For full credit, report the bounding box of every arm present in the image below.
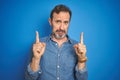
[75,63,88,80]
[74,32,88,80]
[25,63,42,80]
[25,31,46,80]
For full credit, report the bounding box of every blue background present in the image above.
[1,0,120,80]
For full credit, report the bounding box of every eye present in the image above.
[55,20,61,24]
[64,21,69,25]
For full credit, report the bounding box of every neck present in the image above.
[52,35,68,47]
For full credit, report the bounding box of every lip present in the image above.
[57,31,64,34]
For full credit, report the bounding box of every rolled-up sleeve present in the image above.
[25,64,42,80]
[75,64,88,80]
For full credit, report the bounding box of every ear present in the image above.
[49,18,52,26]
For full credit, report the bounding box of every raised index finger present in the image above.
[36,31,40,43]
[80,32,84,44]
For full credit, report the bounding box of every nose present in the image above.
[59,22,64,29]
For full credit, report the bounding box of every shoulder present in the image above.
[69,37,78,45]
[40,36,50,42]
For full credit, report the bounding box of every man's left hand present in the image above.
[74,32,87,63]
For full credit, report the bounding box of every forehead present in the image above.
[52,12,70,21]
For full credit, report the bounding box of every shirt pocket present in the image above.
[62,54,76,70]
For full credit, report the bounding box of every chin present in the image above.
[55,34,66,39]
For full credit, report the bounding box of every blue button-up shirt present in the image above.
[25,35,88,80]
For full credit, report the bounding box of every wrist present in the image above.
[78,62,86,70]
[32,57,40,65]
[78,56,87,63]
[30,57,40,72]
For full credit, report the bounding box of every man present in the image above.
[25,4,88,80]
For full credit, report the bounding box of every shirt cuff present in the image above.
[27,64,42,75]
[75,64,87,73]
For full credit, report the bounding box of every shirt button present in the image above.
[58,54,60,56]
[38,71,41,74]
[57,65,60,68]
[55,43,57,45]
[57,77,59,80]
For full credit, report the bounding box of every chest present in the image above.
[40,42,77,70]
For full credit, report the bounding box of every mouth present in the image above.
[56,30,65,33]
[57,31,64,34]
[56,30,65,36]
[53,30,66,39]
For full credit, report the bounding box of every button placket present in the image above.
[57,49,60,80]
[57,77,60,80]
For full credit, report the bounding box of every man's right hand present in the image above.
[33,31,46,60]
[30,31,46,72]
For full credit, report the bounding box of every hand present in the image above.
[74,32,87,63]
[32,31,46,60]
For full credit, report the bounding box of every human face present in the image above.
[49,12,70,39]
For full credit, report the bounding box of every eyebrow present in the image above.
[56,20,61,22]
[54,19,69,23]
[64,21,69,23]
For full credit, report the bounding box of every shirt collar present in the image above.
[47,34,73,44]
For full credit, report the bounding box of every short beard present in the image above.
[52,30,67,39]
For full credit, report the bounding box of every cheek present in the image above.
[52,26,58,32]
[65,26,69,31]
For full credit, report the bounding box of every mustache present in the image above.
[56,29,65,33]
